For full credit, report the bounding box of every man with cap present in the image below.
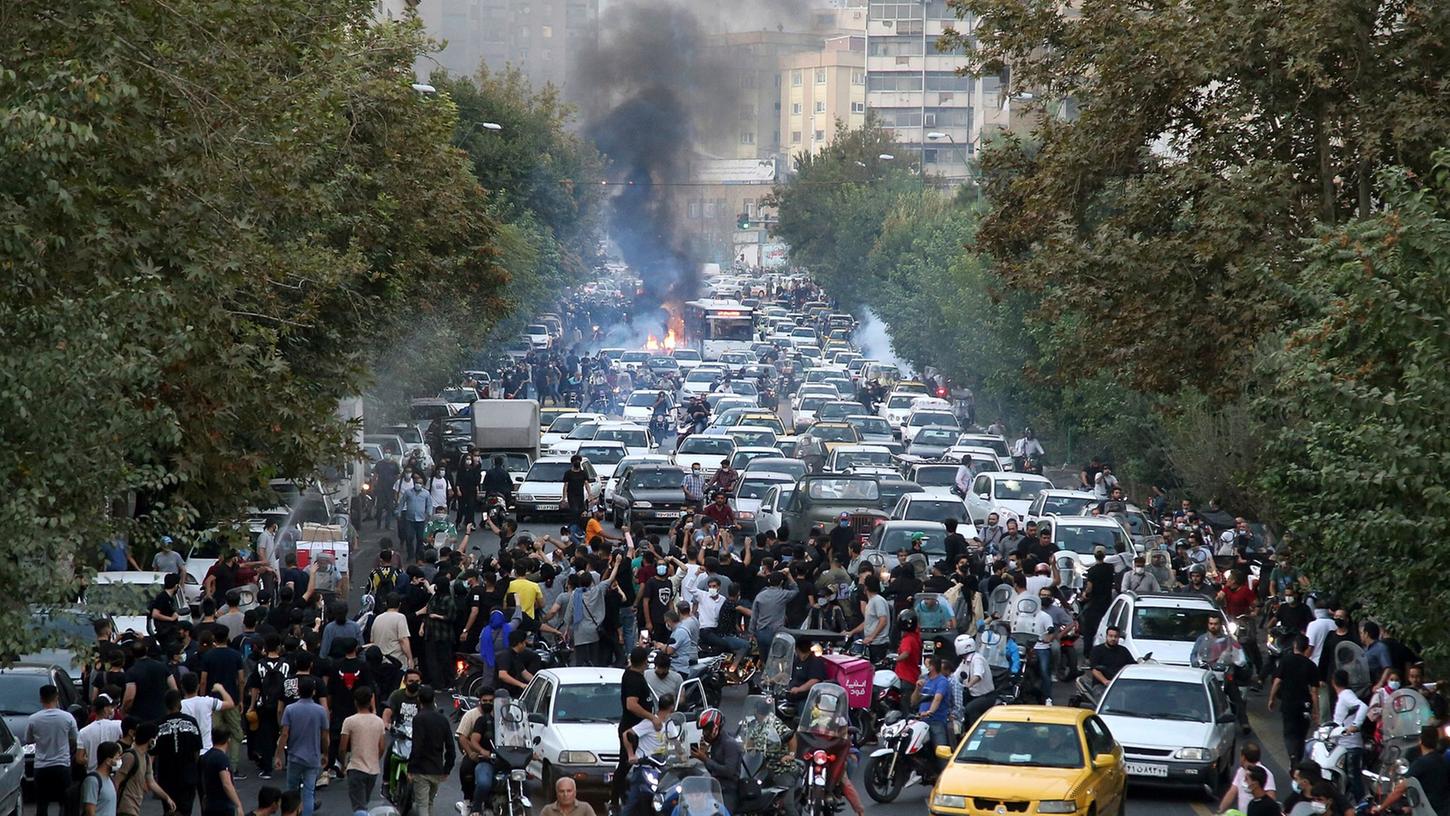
[78,693,123,771]
[1120,555,1161,593]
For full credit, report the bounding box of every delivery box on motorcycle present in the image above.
[822,654,873,709]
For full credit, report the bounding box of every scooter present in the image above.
[862,711,938,803]
[383,721,415,815]
[1304,724,1355,797]
[491,697,537,816]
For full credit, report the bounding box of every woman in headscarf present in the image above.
[477,609,511,686]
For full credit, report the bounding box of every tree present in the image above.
[0,0,503,655]
[944,0,1450,395]
[1257,154,1450,658]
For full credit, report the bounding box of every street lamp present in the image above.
[411,82,437,95]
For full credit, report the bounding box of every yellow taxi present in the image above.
[893,379,930,396]
[801,421,861,454]
[928,706,1126,816]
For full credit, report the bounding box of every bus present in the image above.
[683,299,755,360]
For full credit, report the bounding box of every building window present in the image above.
[851,101,866,113]
[869,3,923,20]
[792,102,802,114]
[924,148,939,164]
[791,131,802,144]
[791,69,803,86]
[867,37,924,57]
[814,129,825,141]
[703,200,718,218]
[815,68,828,84]
[541,24,552,38]
[851,68,865,86]
[740,131,755,145]
[814,100,826,113]
[688,200,703,219]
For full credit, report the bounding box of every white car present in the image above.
[547,421,607,457]
[1025,489,1099,525]
[516,456,601,521]
[437,386,478,415]
[900,407,959,442]
[955,432,1012,465]
[522,668,709,796]
[718,351,750,375]
[86,571,197,637]
[753,483,796,537]
[575,441,630,484]
[541,412,602,449]
[1095,663,1239,794]
[889,494,978,528]
[680,368,723,398]
[824,444,894,474]
[618,350,651,371]
[1050,515,1140,572]
[722,425,778,449]
[903,462,967,501]
[604,454,671,504]
[963,471,1055,525]
[710,395,758,413]
[592,422,654,457]
[732,472,797,533]
[670,348,704,372]
[940,445,1003,471]
[728,446,781,471]
[523,323,552,350]
[878,392,921,433]
[1092,592,1229,667]
[792,393,832,431]
[673,435,736,477]
[621,391,670,423]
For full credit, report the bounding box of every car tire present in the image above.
[541,761,557,803]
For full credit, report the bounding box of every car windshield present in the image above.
[811,425,858,442]
[955,721,1084,769]
[913,466,958,487]
[876,528,945,557]
[749,459,807,480]
[0,673,50,716]
[737,478,785,500]
[1133,606,1221,642]
[913,428,957,445]
[627,392,663,407]
[553,684,623,724]
[649,357,677,368]
[439,388,475,403]
[496,453,531,472]
[902,501,965,523]
[886,396,915,409]
[525,462,573,481]
[1055,523,1124,554]
[910,412,958,428]
[564,424,601,440]
[731,451,770,469]
[730,430,775,446]
[799,396,827,411]
[526,324,548,334]
[817,403,856,419]
[836,450,893,468]
[1044,494,1096,515]
[726,381,758,396]
[634,469,686,489]
[673,350,701,361]
[548,415,588,434]
[685,370,718,383]
[805,479,880,502]
[680,437,735,455]
[595,429,648,447]
[1100,679,1211,722]
[578,446,626,465]
[621,351,649,363]
[993,478,1050,501]
[388,427,423,444]
[848,417,893,435]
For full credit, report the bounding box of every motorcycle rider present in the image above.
[690,709,742,813]
[910,656,952,778]
[622,693,678,816]
[894,610,924,699]
[953,634,995,735]
[787,638,829,703]
[482,455,514,509]
[1191,615,1249,731]
[1010,427,1044,471]
[1218,569,1263,685]
[737,696,799,816]
[1078,626,1135,703]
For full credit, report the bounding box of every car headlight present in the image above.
[632,501,653,508]
[519,494,535,503]
[1175,747,1210,760]
[557,750,598,764]
[931,793,967,809]
[1037,801,1079,814]
[736,511,755,520]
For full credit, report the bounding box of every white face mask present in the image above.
[708,587,720,598]
[111,757,123,771]
[1387,681,1401,691]
[1133,567,1144,575]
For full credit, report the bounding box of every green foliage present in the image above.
[0,0,503,655]
[946,0,1450,395]
[1257,155,1450,658]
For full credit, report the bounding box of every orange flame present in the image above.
[645,335,660,351]
[664,329,678,350]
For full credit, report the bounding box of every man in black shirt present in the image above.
[495,630,540,696]
[1372,726,1450,816]
[1080,548,1116,654]
[1085,626,1135,693]
[408,686,457,814]
[612,648,657,811]
[642,564,675,642]
[455,451,483,528]
[154,689,204,814]
[942,519,969,571]
[787,639,830,702]
[827,515,855,568]
[561,455,590,524]
[1244,765,1281,816]
[1268,634,1320,763]
[124,639,176,723]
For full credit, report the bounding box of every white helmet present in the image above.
[955,633,976,655]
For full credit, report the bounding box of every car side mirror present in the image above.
[533,735,542,745]
[528,712,546,725]
[935,745,953,760]
[977,493,989,500]
[1093,752,1118,768]
[1217,712,1236,724]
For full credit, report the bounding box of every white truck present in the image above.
[472,399,541,481]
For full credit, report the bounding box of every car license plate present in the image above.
[1125,761,1169,777]
[656,511,680,518]
[536,503,559,511]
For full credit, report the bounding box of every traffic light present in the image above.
[737,212,751,230]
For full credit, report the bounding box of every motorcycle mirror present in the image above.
[935,745,953,760]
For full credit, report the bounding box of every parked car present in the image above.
[0,664,82,787]
[0,714,21,815]
[1095,663,1239,796]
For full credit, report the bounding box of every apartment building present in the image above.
[780,36,868,159]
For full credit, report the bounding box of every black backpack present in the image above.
[64,772,101,816]
[255,657,291,706]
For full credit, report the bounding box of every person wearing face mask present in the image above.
[1271,586,1313,635]
[1218,742,1276,814]
[1120,555,1159,593]
[696,577,748,667]
[396,474,435,562]
[382,669,424,733]
[642,559,676,643]
[462,688,499,816]
[1268,635,1321,764]
[455,450,483,528]
[682,464,707,510]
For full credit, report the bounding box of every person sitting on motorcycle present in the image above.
[1080,625,1135,700]
[911,656,952,781]
[787,639,829,703]
[691,709,742,813]
[708,460,738,496]
[894,610,924,694]
[737,697,799,816]
[797,695,866,816]
[1191,615,1249,730]
[623,693,680,816]
[1217,569,1263,685]
[482,455,514,506]
[954,635,996,735]
[464,687,497,816]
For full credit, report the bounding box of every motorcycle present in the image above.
[383,720,415,815]
[1304,724,1357,796]
[862,711,938,803]
[484,492,510,527]
[490,694,536,816]
[671,776,731,816]
[737,695,796,816]
[795,683,853,816]
[628,713,703,816]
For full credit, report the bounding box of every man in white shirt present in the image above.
[1305,602,1337,666]
[180,674,234,753]
[1218,742,1277,813]
[1332,668,1369,800]
[953,458,974,497]
[1092,466,1119,501]
[1011,429,1045,464]
[77,694,123,771]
